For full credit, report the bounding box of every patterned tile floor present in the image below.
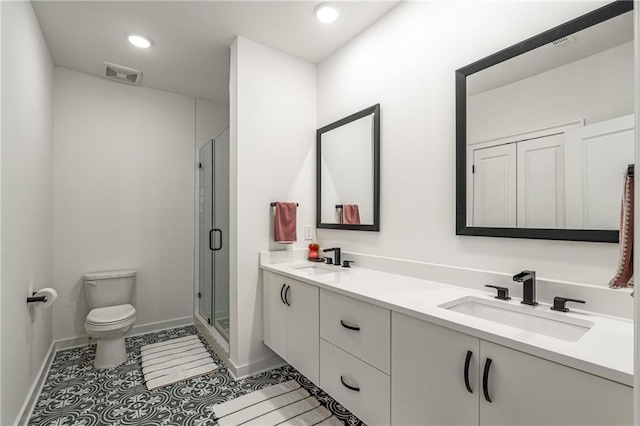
[28,326,365,426]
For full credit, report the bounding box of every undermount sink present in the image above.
[292,264,339,276]
[439,296,594,342]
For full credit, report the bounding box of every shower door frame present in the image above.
[198,128,230,343]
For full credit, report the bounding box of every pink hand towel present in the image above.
[342,204,361,225]
[274,202,297,244]
[609,171,634,289]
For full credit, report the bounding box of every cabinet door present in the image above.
[287,279,319,385]
[516,133,565,228]
[472,143,517,227]
[564,114,635,229]
[480,341,632,426]
[262,271,288,360]
[392,312,480,426]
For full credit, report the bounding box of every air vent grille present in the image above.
[103,62,142,85]
[550,35,577,49]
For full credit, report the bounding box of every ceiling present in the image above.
[467,9,633,96]
[32,1,400,107]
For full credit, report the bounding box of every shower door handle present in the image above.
[211,229,222,251]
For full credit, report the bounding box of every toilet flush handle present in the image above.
[86,281,97,286]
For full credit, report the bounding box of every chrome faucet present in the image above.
[513,270,537,306]
[323,247,341,266]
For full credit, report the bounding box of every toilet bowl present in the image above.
[84,270,137,369]
[85,304,136,369]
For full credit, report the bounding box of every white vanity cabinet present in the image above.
[262,271,319,384]
[319,289,391,426]
[392,312,633,426]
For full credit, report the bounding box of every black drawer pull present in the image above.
[284,285,291,306]
[280,284,286,305]
[464,350,473,393]
[340,320,360,331]
[483,358,493,403]
[340,376,360,392]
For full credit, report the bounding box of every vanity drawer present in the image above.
[320,289,390,373]
[320,339,390,426]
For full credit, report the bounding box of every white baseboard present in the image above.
[16,341,56,426]
[53,316,194,351]
[227,354,286,380]
[17,316,194,425]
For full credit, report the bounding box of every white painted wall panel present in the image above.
[317,0,620,286]
[53,68,195,341]
[230,37,316,373]
[0,2,54,424]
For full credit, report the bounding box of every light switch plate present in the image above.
[304,225,313,240]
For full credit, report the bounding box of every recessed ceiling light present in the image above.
[128,34,152,49]
[314,3,339,24]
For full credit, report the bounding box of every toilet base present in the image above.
[94,336,127,369]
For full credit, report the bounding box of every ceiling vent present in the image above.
[103,62,142,85]
[549,35,577,49]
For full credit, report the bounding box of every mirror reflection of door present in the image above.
[464,7,634,233]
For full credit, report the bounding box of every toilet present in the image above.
[84,269,137,369]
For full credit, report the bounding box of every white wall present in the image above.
[53,67,195,340]
[633,4,639,423]
[468,41,633,144]
[316,0,622,286]
[1,2,54,424]
[230,37,316,375]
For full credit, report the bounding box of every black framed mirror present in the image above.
[317,104,380,231]
[456,1,633,243]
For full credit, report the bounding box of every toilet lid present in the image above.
[86,304,136,325]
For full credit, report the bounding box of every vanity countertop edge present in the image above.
[260,260,633,387]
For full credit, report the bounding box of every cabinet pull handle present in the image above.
[482,358,493,403]
[340,376,360,392]
[284,285,291,306]
[280,284,286,305]
[464,350,473,393]
[340,320,360,331]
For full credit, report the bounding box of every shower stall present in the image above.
[198,128,230,342]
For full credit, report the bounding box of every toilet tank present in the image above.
[84,270,136,310]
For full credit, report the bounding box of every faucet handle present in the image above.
[551,297,585,312]
[342,260,354,268]
[325,257,333,265]
[485,285,511,301]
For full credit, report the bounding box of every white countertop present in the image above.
[260,260,634,386]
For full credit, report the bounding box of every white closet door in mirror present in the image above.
[516,134,565,228]
[564,114,635,229]
[472,144,516,227]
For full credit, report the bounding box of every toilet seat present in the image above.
[86,304,136,327]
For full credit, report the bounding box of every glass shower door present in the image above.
[199,141,214,326]
[212,129,230,341]
[198,128,229,342]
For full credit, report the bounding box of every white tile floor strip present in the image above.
[141,335,218,390]
[214,380,342,426]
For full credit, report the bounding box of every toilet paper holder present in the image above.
[27,292,47,304]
